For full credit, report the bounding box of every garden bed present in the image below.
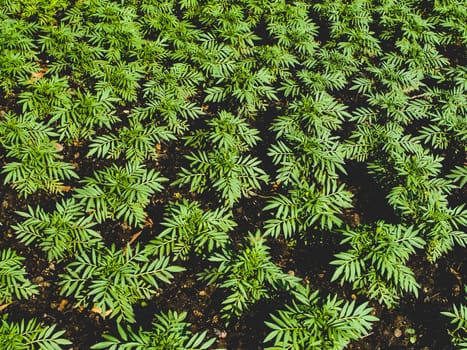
[0,0,465,349]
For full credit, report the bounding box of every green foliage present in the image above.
[0,315,71,350]
[88,116,175,163]
[0,18,38,96]
[448,165,467,188]
[50,89,120,143]
[0,112,78,196]
[0,0,466,347]
[18,75,71,117]
[331,222,425,308]
[269,93,349,185]
[422,203,467,263]
[0,248,38,303]
[59,244,184,324]
[93,61,143,103]
[133,62,205,135]
[264,285,378,350]
[12,199,102,262]
[199,232,300,322]
[148,199,236,260]
[74,162,167,227]
[91,310,217,350]
[204,65,278,116]
[0,0,68,25]
[368,146,467,262]
[264,181,353,239]
[442,289,467,349]
[265,92,353,240]
[174,111,269,207]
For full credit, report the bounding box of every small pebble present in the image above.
[394,328,402,338]
[214,328,227,338]
[193,309,203,317]
[57,299,68,312]
[32,276,44,283]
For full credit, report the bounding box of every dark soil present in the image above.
[0,109,463,349]
[0,141,464,349]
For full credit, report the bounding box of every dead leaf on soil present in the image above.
[91,306,112,317]
[143,217,153,228]
[29,67,49,83]
[193,309,203,317]
[0,302,12,312]
[449,266,462,282]
[214,328,227,339]
[58,185,73,192]
[57,299,69,312]
[272,181,282,191]
[128,230,142,245]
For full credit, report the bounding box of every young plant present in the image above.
[0,248,39,303]
[74,162,167,227]
[18,75,71,117]
[0,315,71,350]
[264,285,378,350]
[1,0,68,25]
[59,244,184,324]
[174,111,269,207]
[93,61,143,103]
[265,92,353,239]
[331,222,425,308]
[12,198,103,262]
[0,18,39,96]
[133,62,205,135]
[0,111,54,146]
[266,2,319,61]
[91,310,217,350]
[198,232,300,322]
[148,199,236,260]
[268,93,350,186]
[49,89,120,143]
[87,116,175,163]
[368,146,466,262]
[442,289,467,349]
[386,151,466,262]
[204,65,278,117]
[264,180,353,239]
[0,113,78,196]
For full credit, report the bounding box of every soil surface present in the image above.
[0,139,464,349]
